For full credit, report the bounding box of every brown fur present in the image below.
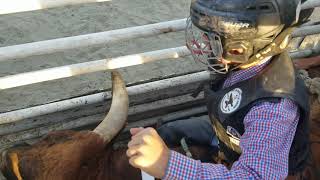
[0,130,212,180]
[1,130,144,180]
[307,98,320,179]
[3,131,108,180]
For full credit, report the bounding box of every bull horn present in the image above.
[93,71,129,143]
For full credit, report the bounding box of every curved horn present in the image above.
[93,71,129,143]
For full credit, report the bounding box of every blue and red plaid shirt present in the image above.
[163,58,300,179]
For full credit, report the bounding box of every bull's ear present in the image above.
[1,150,20,180]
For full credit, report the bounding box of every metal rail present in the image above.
[0,19,186,62]
[0,0,111,15]
[0,45,318,90]
[0,47,190,89]
[0,0,316,15]
[0,71,209,126]
[0,13,319,62]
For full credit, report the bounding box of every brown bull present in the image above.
[1,131,140,180]
[0,71,135,180]
[0,130,213,180]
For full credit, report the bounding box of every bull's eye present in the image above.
[81,162,89,168]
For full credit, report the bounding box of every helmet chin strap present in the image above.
[237,26,295,70]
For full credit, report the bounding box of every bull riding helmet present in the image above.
[186,0,310,74]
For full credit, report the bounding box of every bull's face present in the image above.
[0,71,129,180]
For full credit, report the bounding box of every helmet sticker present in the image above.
[220,88,242,114]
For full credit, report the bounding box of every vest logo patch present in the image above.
[220,88,242,114]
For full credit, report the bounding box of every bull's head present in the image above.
[0,71,129,180]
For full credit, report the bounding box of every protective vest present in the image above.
[205,52,310,175]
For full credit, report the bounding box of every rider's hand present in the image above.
[127,127,170,179]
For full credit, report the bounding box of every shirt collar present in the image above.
[223,57,272,88]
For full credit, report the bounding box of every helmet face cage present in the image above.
[185,17,229,74]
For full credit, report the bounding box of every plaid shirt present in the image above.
[163,58,300,180]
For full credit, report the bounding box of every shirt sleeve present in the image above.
[163,98,300,180]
